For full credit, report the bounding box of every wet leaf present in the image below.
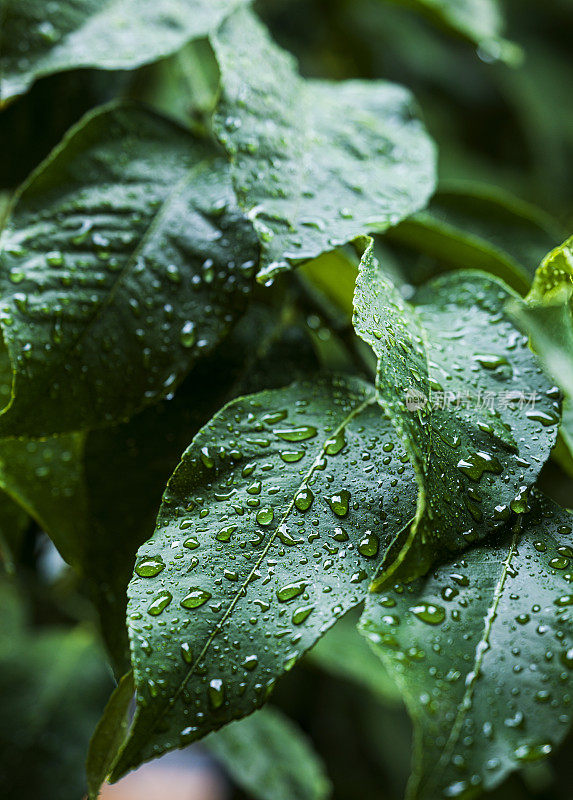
[360,493,573,799]
[105,375,418,777]
[0,102,258,436]
[211,7,436,281]
[353,240,559,582]
[0,305,319,670]
[0,0,247,105]
[205,706,331,800]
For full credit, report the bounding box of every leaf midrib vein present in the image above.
[129,390,377,751]
[424,531,519,793]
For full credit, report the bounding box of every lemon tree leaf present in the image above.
[360,493,573,800]
[105,375,418,777]
[211,7,436,281]
[0,0,248,105]
[205,706,331,800]
[353,241,559,583]
[0,304,319,670]
[0,102,258,437]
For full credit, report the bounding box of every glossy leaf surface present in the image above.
[361,493,573,799]
[212,7,436,280]
[0,0,248,104]
[0,103,258,436]
[109,375,418,776]
[354,241,559,582]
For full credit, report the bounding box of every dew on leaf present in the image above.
[147,590,173,616]
[277,581,307,602]
[326,489,351,517]
[181,588,212,609]
[135,555,165,578]
[294,487,314,511]
[409,603,446,625]
[256,507,274,526]
[358,531,379,557]
[273,425,318,441]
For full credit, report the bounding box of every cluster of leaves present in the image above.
[1,1,573,799]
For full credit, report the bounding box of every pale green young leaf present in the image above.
[353,241,559,583]
[107,375,418,777]
[508,235,573,472]
[211,7,436,281]
[0,103,258,437]
[0,0,248,105]
[86,671,135,800]
[360,493,573,800]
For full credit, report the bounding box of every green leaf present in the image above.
[0,102,258,436]
[205,706,331,800]
[387,183,562,294]
[0,0,248,105]
[0,579,113,800]
[383,0,520,63]
[353,240,559,583]
[360,493,573,800]
[211,7,436,281]
[106,374,418,777]
[307,609,401,706]
[0,302,320,670]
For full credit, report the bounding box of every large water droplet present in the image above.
[256,507,274,526]
[358,531,379,558]
[326,489,351,517]
[292,605,314,624]
[274,425,318,442]
[147,590,173,616]
[181,588,212,609]
[208,678,225,709]
[514,742,552,762]
[136,555,165,578]
[180,321,196,348]
[295,487,314,511]
[409,603,446,625]
[457,452,502,482]
[325,431,346,455]
[277,581,307,602]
